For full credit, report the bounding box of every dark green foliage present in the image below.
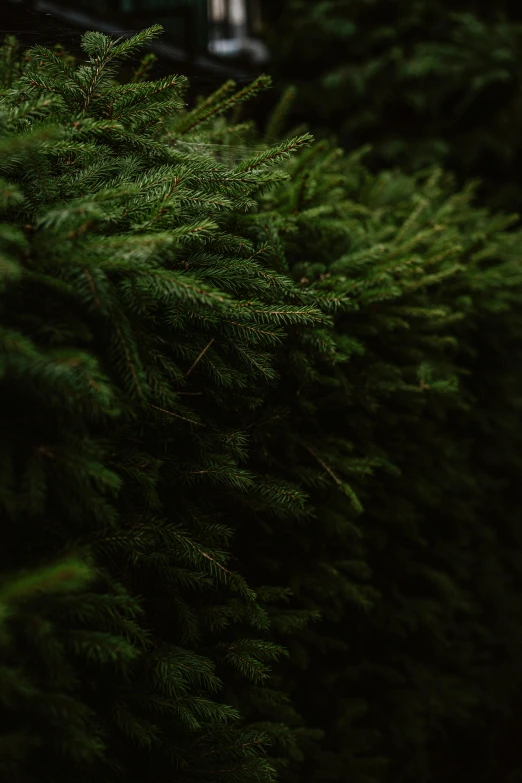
[261,0,522,212]
[275,158,522,783]
[2,24,522,783]
[0,28,322,782]
[190,109,522,781]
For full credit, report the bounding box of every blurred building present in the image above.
[2,0,269,79]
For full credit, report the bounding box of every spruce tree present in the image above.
[193,100,522,782]
[256,146,522,783]
[0,27,322,782]
[3,23,522,783]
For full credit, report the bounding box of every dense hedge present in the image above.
[232,124,522,782]
[1,27,522,783]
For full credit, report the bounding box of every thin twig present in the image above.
[150,404,203,426]
[84,268,102,309]
[184,339,215,378]
[299,440,343,486]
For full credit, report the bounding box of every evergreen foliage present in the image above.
[0,27,321,782]
[188,99,522,781]
[2,24,522,783]
[261,0,522,212]
[252,145,522,783]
